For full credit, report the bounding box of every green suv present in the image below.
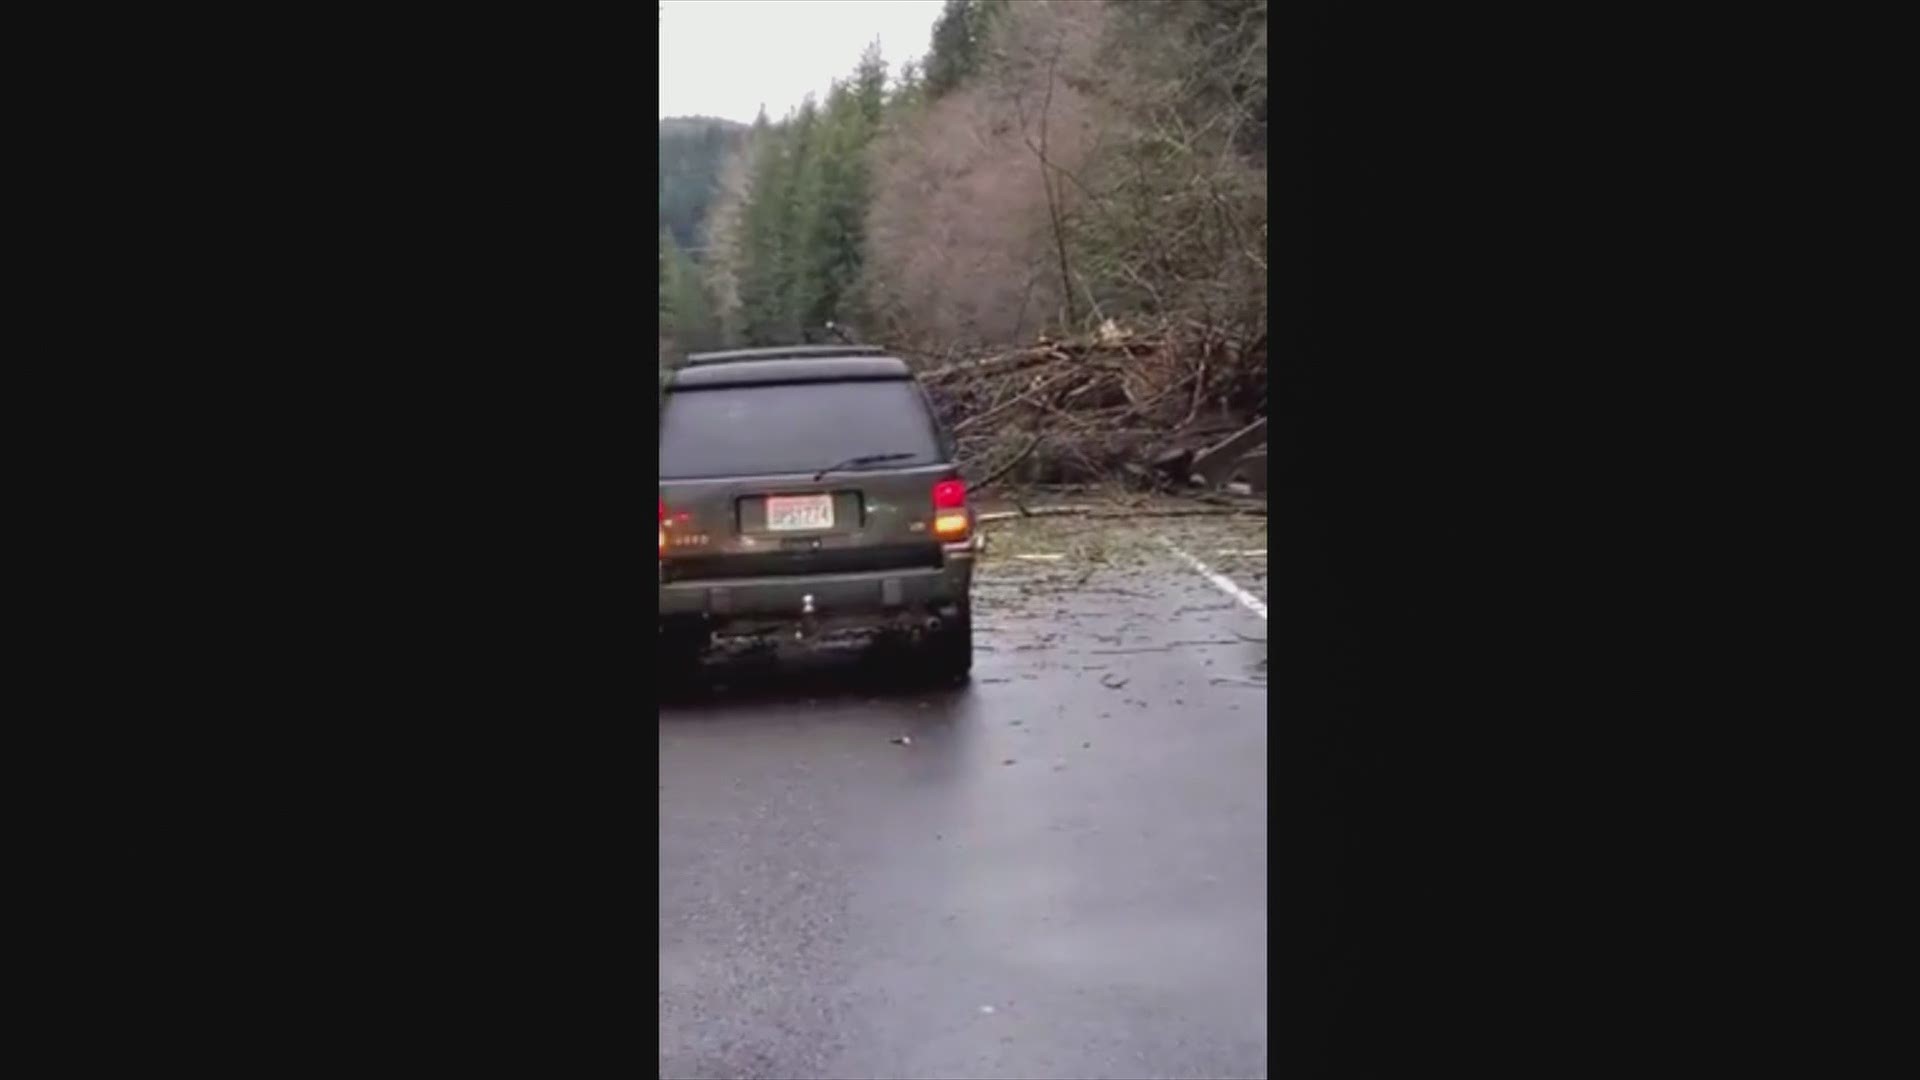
[658,346,978,681]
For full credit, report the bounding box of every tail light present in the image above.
[932,479,970,540]
[659,496,666,557]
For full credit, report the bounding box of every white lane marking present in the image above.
[1014,553,1067,561]
[1161,537,1268,620]
[1216,549,1267,558]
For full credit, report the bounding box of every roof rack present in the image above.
[669,355,912,389]
[683,345,888,366]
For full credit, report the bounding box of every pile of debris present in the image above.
[900,323,1267,494]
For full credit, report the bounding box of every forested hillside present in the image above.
[659,0,1267,481]
[658,116,746,252]
[658,116,746,359]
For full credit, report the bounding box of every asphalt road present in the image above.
[659,514,1268,1080]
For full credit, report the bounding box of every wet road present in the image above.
[659,514,1268,1080]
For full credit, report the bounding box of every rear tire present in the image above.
[923,602,973,684]
[659,622,708,694]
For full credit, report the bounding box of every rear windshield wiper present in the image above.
[814,452,916,482]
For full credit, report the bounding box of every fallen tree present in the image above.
[893,322,1266,491]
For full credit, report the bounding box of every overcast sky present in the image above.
[660,0,945,124]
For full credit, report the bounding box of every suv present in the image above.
[658,347,978,682]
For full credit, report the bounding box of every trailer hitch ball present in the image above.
[795,593,818,641]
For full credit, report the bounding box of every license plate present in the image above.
[766,494,834,531]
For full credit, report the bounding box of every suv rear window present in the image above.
[660,380,945,479]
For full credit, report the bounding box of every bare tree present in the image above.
[861,0,1107,352]
[700,134,757,344]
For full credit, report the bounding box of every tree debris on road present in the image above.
[904,326,1266,493]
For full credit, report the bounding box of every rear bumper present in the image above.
[660,544,975,625]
